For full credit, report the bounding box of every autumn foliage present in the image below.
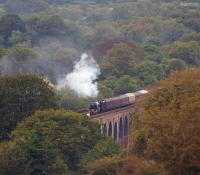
[130,68,200,175]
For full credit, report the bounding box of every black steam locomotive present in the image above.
[89,90,148,115]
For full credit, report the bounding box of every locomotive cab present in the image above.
[89,101,100,115]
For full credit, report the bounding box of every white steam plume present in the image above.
[57,53,100,97]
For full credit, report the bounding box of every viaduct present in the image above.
[92,105,136,148]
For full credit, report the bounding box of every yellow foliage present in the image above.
[84,156,121,175]
[130,68,200,175]
[117,155,167,175]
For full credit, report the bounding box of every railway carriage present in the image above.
[89,90,148,115]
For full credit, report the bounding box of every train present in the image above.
[89,90,148,116]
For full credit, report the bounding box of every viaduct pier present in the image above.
[92,105,136,148]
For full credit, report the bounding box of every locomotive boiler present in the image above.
[89,90,148,115]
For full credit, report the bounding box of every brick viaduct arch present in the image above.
[93,106,135,148]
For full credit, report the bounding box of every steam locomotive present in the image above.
[89,90,148,115]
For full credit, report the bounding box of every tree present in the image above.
[0,14,26,45]
[111,6,131,21]
[117,156,168,175]
[131,68,200,174]
[61,19,83,45]
[0,109,119,174]
[0,75,58,139]
[178,11,200,32]
[93,38,143,63]
[143,45,164,63]
[121,22,144,43]
[48,0,74,4]
[121,17,187,45]
[0,134,68,175]
[114,75,137,95]
[134,0,160,17]
[0,35,4,47]
[8,30,28,46]
[26,16,66,38]
[96,0,107,4]
[154,18,186,45]
[39,43,79,81]
[97,76,117,98]
[0,47,7,58]
[167,40,200,65]
[101,43,137,78]
[84,156,121,175]
[91,21,120,45]
[98,83,114,99]
[57,88,92,111]
[81,137,120,166]
[164,58,187,75]
[5,0,49,14]
[26,16,82,45]
[84,152,167,175]
[0,45,39,75]
[99,76,117,90]
[183,32,200,45]
[136,61,165,87]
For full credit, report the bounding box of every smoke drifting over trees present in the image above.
[0,40,79,80]
[57,53,101,97]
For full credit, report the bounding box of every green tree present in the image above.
[99,76,117,90]
[84,156,121,175]
[114,75,137,95]
[61,19,83,45]
[167,40,200,65]
[0,133,68,175]
[48,0,74,4]
[81,137,120,166]
[0,35,4,46]
[84,152,168,175]
[153,18,186,45]
[121,17,187,45]
[0,47,7,58]
[97,76,117,98]
[101,43,136,78]
[0,45,39,75]
[131,68,200,175]
[8,30,28,46]
[5,0,49,14]
[27,41,80,82]
[0,14,26,45]
[98,83,114,99]
[111,6,131,21]
[91,21,120,45]
[0,75,58,139]
[143,45,164,63]
[57,88,93,111]
[121,22,144,43]
[26,16,82,45]
[136,61,165,87]
[183,32,200,45]
[179,11,200,32]
[164,58,187,75]
[26,16,66,38]
[0,109,119,174]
